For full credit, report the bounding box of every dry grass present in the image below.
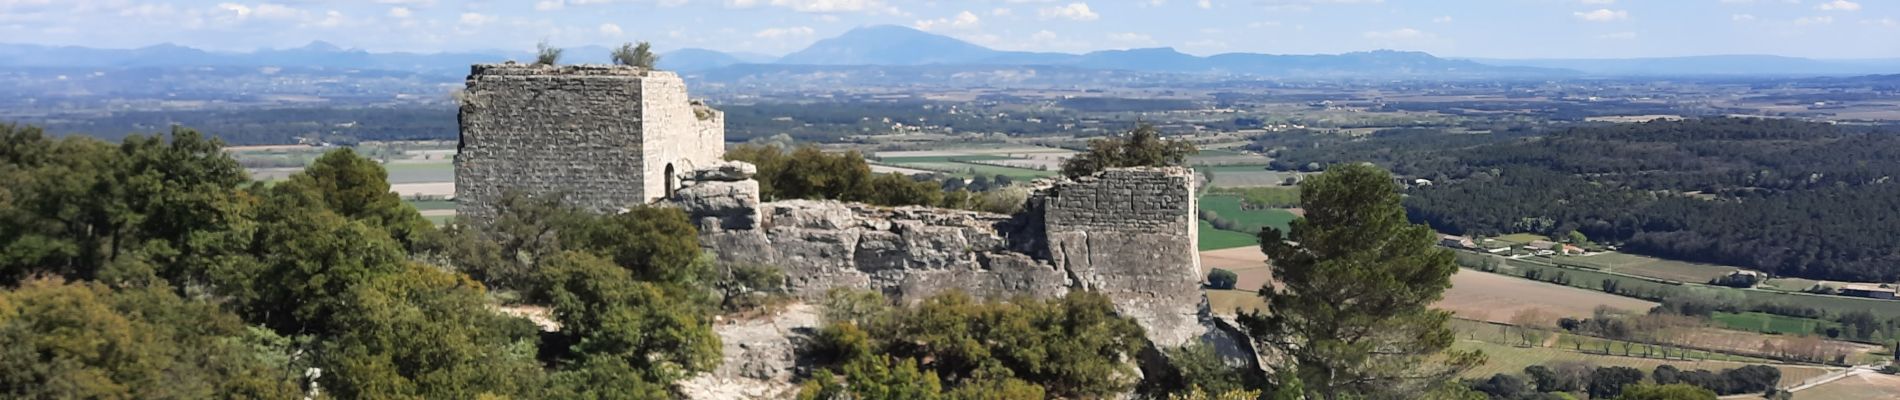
[1201,247,1272,291]
[1435,268,1658,324]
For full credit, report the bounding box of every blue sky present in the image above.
[3,0,1897,58]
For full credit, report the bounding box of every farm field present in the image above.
[1437,268,1658,324]
[1197,221,1258,250]
[1187,149,1272,166]
[1713,312,1835,336]
[1549,252,1738,283]
[1198,194,1296,235]
[1492,233,1551,245]
[1795,372,1900,399]
[1198,164,1306,187]
[871,153,1055,180]
[1206,289,1267,316]
[1452,341,1835,383]
[1500,257,1900,319]
[1200,247,1271,290]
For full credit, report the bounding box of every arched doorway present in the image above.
[664,163,678,194]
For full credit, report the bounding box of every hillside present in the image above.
[1265,118,1900,282]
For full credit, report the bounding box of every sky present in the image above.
[3,0,1899,59]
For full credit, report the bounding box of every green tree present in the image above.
[1240,163,1482,399]
[318,264,546,399]
[1061,122,1198,178]
[0,278,301,399]
[560,205,707,287]
[233,190,406,335]
[1612,384,1717,400]
[611,41,660,69]
[441,191,579,290]
[0,125,251,288]
[536,251,721,383]
[1207,268,1239,290]
[274,148,436,252]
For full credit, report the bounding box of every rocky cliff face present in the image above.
[673,161,1207,347]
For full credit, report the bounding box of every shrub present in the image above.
[1207,269,1239,290]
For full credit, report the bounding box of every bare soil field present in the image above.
[1795,372,1900,400]
[1436,268,1658,324]
[1201,247,1271,290]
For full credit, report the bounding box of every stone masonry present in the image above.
[675,162,1208,347]
[455,63,724,224]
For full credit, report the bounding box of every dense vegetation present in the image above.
[1060,122,1198,178]
[0,123,721,398]
[1268,118,1900,282]
[1465,363,1777,400]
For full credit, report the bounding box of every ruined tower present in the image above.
[455,63,725,224]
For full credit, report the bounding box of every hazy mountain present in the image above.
[777,25,1003,65]
[8,26,1894,78]
[1474,55,1900,76]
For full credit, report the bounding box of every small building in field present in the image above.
[1439,234,1476,249]
[1839,284,1898,300]
[1527,240,1558,251]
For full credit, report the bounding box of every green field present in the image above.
[874,154,1054,180]
[1199,194,1297,234]
[874,155,1014,163]
[1452,341,1830,383]
[1198,220,1260,250]
[1197,164,1305,187]
[1499,256,1900,320]
[382,162,456,184]
[424,215,455,226]
[1713,312,1836,335]
[1552,252,1738,283]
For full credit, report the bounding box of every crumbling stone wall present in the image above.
[675,162,1207,347]
[455,64,723,224]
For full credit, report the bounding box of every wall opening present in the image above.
[665,163,678,194]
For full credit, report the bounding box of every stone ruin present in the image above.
[453,65,1253,398]
[455,63,726,223]
[674,161,1209,347]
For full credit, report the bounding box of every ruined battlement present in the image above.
[456,63,724,224]
[674,163,1207,347]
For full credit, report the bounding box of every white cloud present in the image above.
[1795,15,1835,25]
[754,26,815,38]
[1106,32,1155,46]
[1597,31,1637,39]
[914,10,980,30]
[1732,14,1756,22]
[458,12,496,26]
[727,0,899,14]
[387,7,412,18]
[1038,3,1099,21]
[1573,9,1629,22]
[1031,30,1057,41]
[535,0,564,11]
[598,23,622,36]
[1197,0,1212,9]
[1432,15,1452,23]
[991,8,1012,16]
[1818,1,1861,11]
[1363,27,1427,40]
[1868,17,1899,27]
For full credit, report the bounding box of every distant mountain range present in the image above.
[3,25,1897,78]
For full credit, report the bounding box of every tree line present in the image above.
[1267,118,1900,282]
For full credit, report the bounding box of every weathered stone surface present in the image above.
[455,64,724,225]
[677,304,822,400]
[691,160,757,181]
[672,165,1207,347]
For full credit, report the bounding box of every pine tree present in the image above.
[1240,163,1482,399]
